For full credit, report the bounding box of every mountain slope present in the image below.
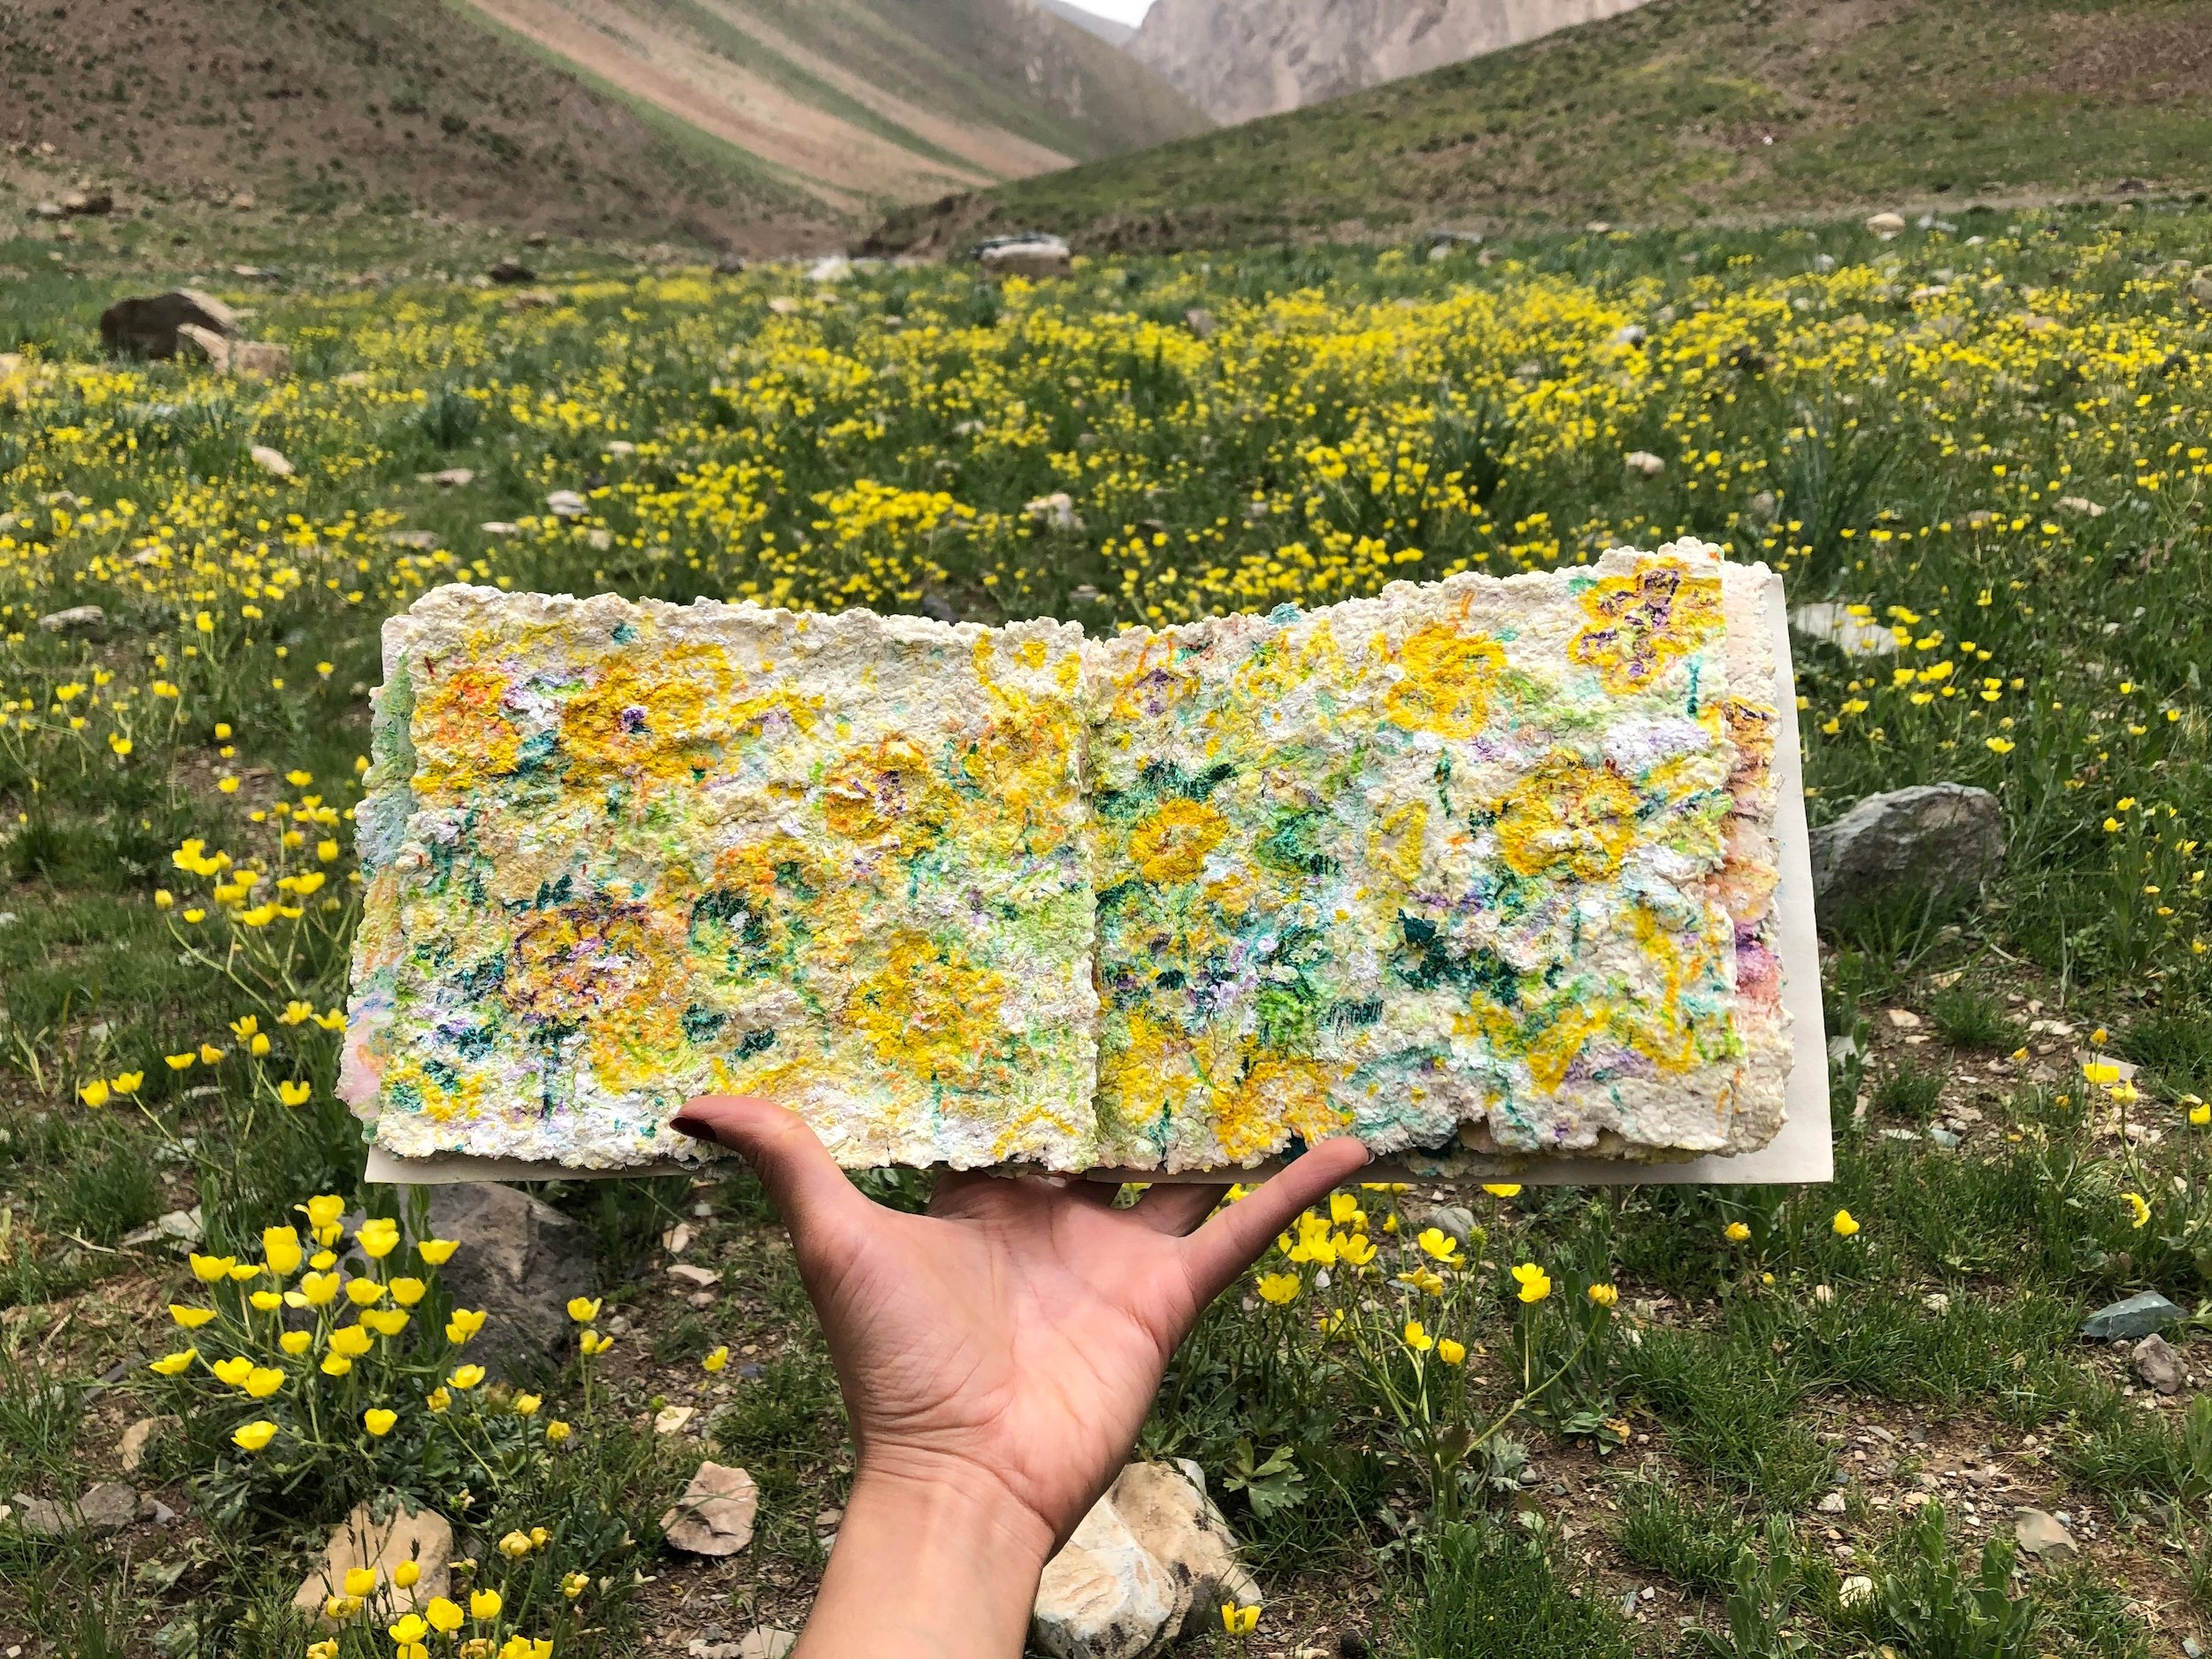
[0,0,817,245]
[451,0,1209,211]
[878,0,2212,250]
[1035,0,1137,48]
[1130,0,1650,125]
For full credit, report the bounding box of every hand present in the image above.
[670,1095,1370,1659]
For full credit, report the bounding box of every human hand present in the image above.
[670,1095,1370,1659]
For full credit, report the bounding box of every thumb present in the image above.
[672,1095,869,1238]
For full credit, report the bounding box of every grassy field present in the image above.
[3,197,2212,1655]
[874,0,2212,252]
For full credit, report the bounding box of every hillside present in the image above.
[0,0,814,246]
[1036,0,1137,48]
[451,0,1209,211]
[878,0,2212,251]
[1129,0,1651,125]
[0,0,1205,249]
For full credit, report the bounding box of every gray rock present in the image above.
[1417,1204,1477,1248]
[404,1183,596,1370]
[99,288,238,359]
[2013,1508,2078,1561]
[488,257,536,285]
[2133,1333,2185,1394]
[61,188,113,217]
[295,1501,451,1622]
[1809,784,2004,910]
[2083,1291,2185,1341]
[1184,308,1216,339]
[36,604,105,635]
[1032,1461,1258,1659]
[660,1462,758,1556]
[14,1481,137,1537]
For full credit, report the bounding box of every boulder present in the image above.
[2083,1291,2185,1341]
[2133,1333,2185,1394]
[1808,784,2004,910]
[99,289,239,359]
[978,234,1072,280]
[1624,450,1665,478]
[1032,1462,1259,1659]
[233,342,293,380]
[1865,211,1907,238]
[294,1501,452,1622]
[410,1182,596,1369]
[37,604,105,635]
[61,188,113,218]
[487,257,535,285]
[13,1481,137,1537]
[250,445,295,479]
[660,1462,758,1556]
[177,323,232,373]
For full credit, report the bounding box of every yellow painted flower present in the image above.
[394,1560,420,1590]
[1511,1263,1553,1303]
[1126,797,1230,884]
[1832,1210,1862,1238]
[343,1567,379,1599]
[1587,1282,1619,1308]
[277,1079,312,1107]
[300,1271,341,1307]
[1402,1319,1435,1352]
[1724,1221,1751,1243]
[1437,1338,1467,1365]
[77,1079,111,1109]
[418,1238,459,1265]
[1220,1603,1261,1636]
[149,1348,197,1376]
[512,1393,542,1416]
[545,1419,572,1444]
[329,1325,373,1358]
[355,1217,401,1259]
[190,1253,236,1284]
[388,1277,426,1307]
[470,1589,503,1620]
[346,1277,387,1307]
[1256,1272,1301,1305]
[232,1419,277,1452]
[449,1363,487,1390]
[170,1303,218,1329]
[250,1290,282,1313]
[1416,1226,1462,1264]
[703,1346,729,1371]
[566,1296,602,1324]
[446,1307,487,1343]
[244,1365,285,1398]
[280,1331,313,1356]
[364,1408,398,1437]
[1481,1183,1521,1199]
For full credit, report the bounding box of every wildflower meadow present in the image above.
[3,200,2212,1655]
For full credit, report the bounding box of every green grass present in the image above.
[873,0,2212,252]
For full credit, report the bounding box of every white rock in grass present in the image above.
[1865,211,1907,238]
[1839,1574,1875,1605]
[294,1501,451,1622]
[1790,602,1898,657]
[1623,450,1665,478]
[546,489,588,518]
[661,1462,758,1556]
[2014,1508,2078,1561]
[1032,1462,1258,1659]
[250,444,295,479]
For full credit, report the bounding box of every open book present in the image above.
[342,541,1801,1176]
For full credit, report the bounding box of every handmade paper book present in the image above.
[342,541,1816,1178]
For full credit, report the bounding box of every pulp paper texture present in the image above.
[345,541,1816,1179]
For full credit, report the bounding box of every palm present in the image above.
[675,1097,1370,1547]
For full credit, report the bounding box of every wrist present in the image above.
[797,1455,1054,1659]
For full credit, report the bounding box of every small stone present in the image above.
[232,342,292,380]
[1338,1634,1371,1659]
[815,1507,843,1529]
[736,1632,795,1659]
[230,189,256,210]
[37,604,104,635]
[480,521,523,535]
[654,1405,696,1435]
[419,468,476,488]
[1865,211,1907,238]
[2083,1291,2185,1341]
[1417,1205,1476,1247]
[663,1221,693,1254]
[119,1416,178,1473]
[2014,1508,2077,1561]
[1809,784,2005,910]
[1839,1574,1875,1605]
[1184,308,1216,339]
[14,1482,137,1537]
[546,489,588,518]
[2182,1639,2202,1659]
[767,296,803,316]
[661,1462,758,1556]
[1816,1491,1847,1514]
[1923,1293,1952,1314]
[668,1263,719,1288]
[1611,323,1647,347]
[2133,1333,2185,1394]
[1624,450,1664,478]
[250,445,295,479]
[807,254,852,283]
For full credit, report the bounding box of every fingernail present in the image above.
[668,1114,711,1141]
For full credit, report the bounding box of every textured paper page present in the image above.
[341,587,1098,1171]
[1084,541,1791,1171]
